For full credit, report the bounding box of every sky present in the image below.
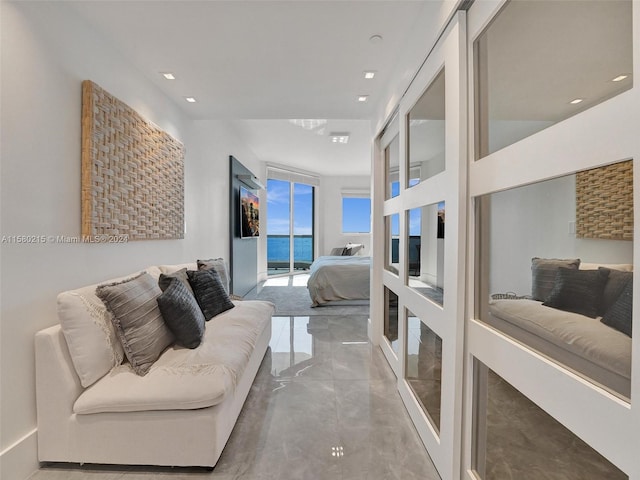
[267,179,313,235]
[342,197,371,233]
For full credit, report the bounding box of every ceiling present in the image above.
[68,1,437,176]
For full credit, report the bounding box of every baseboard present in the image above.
[0,428,39,480]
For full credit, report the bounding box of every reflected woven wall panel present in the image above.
[576,160,633,241]
[81,80,184,240]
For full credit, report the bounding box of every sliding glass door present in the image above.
[267,177,315,276]
[293,183,313,270]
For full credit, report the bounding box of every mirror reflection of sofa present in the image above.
[487,258,633,399]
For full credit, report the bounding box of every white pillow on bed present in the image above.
[346,243,364,256]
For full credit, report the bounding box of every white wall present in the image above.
[489,174,633,295]
[319,175,372,256]
[0,3,258,478]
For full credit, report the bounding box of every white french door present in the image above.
[374,12,467,480]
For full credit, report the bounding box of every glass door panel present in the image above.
[472,362,627,480]
[384,287,399,353]
[267,178,315,276]
[293,183,314,271]
[267,179,291,276]
[406,309,442,433]
[385,213,400,275]
[385,134,400,199]
[407,69,446,187]
[407,202,445,306]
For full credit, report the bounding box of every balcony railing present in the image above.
[267,234,313,270]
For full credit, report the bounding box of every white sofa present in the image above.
[487,261,633,399]
[35,262,274,468]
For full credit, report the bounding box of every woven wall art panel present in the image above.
[81,80,184,240]
[576,160,633,241]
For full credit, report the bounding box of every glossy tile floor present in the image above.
[30,314,440,480]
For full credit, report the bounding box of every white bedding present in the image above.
[307,256,371,306]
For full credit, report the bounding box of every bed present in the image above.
[307,255,371,306]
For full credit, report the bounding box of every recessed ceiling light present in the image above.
[184,97,197,103]
[569,98,584,105]
[329,132,350,144]
[612,74,629,82]
[161,72,176,80]
[358,95,369,102]
[364,71,376,79]
[369,34,383,44]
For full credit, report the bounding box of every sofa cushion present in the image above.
[97,272,175,376]
[157,278,205,348]
[187,269,235,320]
[602,279,633,337]
[197,258,230,294]
[74,300,275,414]
[489,299,631,380]
[58,266,162,387]
[543,267,610,318]
[531,257,580,301]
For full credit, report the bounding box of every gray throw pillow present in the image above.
[158,268,193,294]
[531,257,580,301]
[96,272,174,376]
[601,269,633,316]
[329,247,345,256]
[157,277,205,349]
[197,258,230,294]
[601,279,633,337]
[187,269,235,320]
[543,267,610,318]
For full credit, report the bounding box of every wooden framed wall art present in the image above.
[81,80,185,240]
[576,160,633,241]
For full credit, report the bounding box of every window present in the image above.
[342,194,371,233]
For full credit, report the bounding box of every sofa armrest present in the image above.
[35,325,84,460]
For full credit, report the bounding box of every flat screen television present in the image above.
[240,186,260,238]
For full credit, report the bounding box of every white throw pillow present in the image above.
[580,262,633,272]
[58,266,162,387]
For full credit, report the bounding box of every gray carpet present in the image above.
[243,277,370,317]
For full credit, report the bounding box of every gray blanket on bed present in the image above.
[307,256,371,306]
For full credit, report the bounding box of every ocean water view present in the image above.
[267,235,313,263]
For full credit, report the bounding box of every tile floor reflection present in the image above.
[481,368,626,480]
[406,314,442,432]
[31,315,440,480]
